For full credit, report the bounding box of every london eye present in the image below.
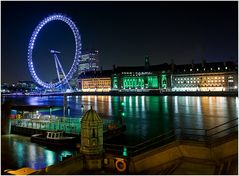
[27,14,81,89]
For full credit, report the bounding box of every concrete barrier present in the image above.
[129,137,238,174]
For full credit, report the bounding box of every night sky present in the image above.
[1,1,238,83]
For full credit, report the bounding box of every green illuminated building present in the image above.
[111,57,170,91]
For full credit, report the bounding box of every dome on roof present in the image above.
[81,107,102,123]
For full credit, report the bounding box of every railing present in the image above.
[104,118,238,157]
[206,118,238,140]
[10,116,123,135]
[104,130,176,156]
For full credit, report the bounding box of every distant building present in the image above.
[171,61,238,92]
[111,59,238,92]
[17,80,37,89]
[1,83,10,93]
[112,57,171,91]
[75,56,238,93]
[78,50,99,73]
[78,70,112,92]
[70,50,100,90]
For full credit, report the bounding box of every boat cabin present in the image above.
[46,131,64,139]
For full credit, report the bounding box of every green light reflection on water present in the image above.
[15,141,24,167]
[44,150,55,166]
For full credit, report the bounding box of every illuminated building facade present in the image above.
[70,50,100,89]
[78,70,112,92]
[171,62,238,92]
[77,58,237,93]
[78,50,99,72]
[111,57,171,91]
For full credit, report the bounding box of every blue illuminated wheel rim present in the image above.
[27,14,81,89]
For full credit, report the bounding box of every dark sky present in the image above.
[1,1,238,83]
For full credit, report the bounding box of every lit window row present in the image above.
[175,84,225,88]
[181,66,230,72]
[175,77,202,81]
[207,77,224,80]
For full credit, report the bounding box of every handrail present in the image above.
[206,118,238,132]
[133,129,175,147]
[207,124,238,137]
[175,127,205,131]
[104,118,238,156]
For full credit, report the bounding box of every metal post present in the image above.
[50,107,52,118]
[81,105,84,116]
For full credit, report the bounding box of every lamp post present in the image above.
[67,106,70,117]
[67,106,71,130]
[50,106,52,118]
[81,105,84,116]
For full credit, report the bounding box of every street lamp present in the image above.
[67,106,70,117]
[81,105,84,115]
[50,107,52,117]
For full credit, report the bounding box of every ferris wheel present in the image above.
[27,14,81,89]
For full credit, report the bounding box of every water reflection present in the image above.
[4,95,238,144]
[1,135,76,173]
[44,150,55,166]
[174,96,178,113]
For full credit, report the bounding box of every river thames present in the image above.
[1,95,238,172]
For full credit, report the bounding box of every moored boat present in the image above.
[31,130,78,147]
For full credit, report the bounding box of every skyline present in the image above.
[2,1,238,83]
